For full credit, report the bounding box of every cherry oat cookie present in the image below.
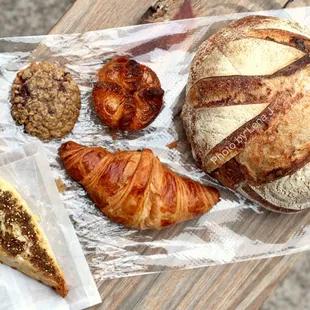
[11,61,81,140]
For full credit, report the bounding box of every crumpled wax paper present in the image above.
[0,142,101,309]
[1,6,310,285]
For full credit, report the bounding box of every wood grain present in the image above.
[140,0,287,23]
[50,0,156,34]
[91,254,301,310]
[46,0,308,309]
[286,0,310,7]
[50,0,291,34]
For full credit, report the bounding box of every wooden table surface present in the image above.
[49,1,310,309]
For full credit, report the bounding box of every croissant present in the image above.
[59,141,219,230]
[92,56,164,131]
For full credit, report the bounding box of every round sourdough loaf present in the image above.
[182,15,310,213]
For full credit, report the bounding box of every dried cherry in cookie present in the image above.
[92,57,164,131]
[10,61,81,140]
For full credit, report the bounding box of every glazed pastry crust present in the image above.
[59,141,219,230]
[92,57,164,131]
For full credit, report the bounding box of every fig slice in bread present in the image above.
[0,177,68,297]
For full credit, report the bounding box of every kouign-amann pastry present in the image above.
[92,57,164,131]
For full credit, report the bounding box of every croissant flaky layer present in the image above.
[59,141,219,230]
[92,57,164,131]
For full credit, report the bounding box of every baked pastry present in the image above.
[0,177,68,297]
[59,141,219,230]
[11,61,81,140]
[182,15,310,213]
[92,57,164,131]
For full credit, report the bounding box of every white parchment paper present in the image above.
[0,142,101,309]
[0,6,310,288]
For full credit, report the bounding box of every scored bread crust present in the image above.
[182,15,310,213]
[0,177,68,297]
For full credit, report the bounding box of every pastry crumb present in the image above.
[108,128,118,141]
[33,214,41,222]
[166,140,178,149]
[55,178,66,193]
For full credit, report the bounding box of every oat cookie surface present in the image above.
[11,61,81,140]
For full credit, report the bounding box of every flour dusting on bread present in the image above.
[182,15,310,213]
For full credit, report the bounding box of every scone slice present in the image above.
[0,177,68,297]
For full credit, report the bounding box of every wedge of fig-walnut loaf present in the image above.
[0,177,68,297]
[182,15,310,213]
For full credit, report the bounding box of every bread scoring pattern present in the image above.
[182,15,310,212]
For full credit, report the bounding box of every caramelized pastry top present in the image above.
[92,57,164,131]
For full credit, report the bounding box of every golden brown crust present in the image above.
[92,57,164,131]
[59,141,219,230]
